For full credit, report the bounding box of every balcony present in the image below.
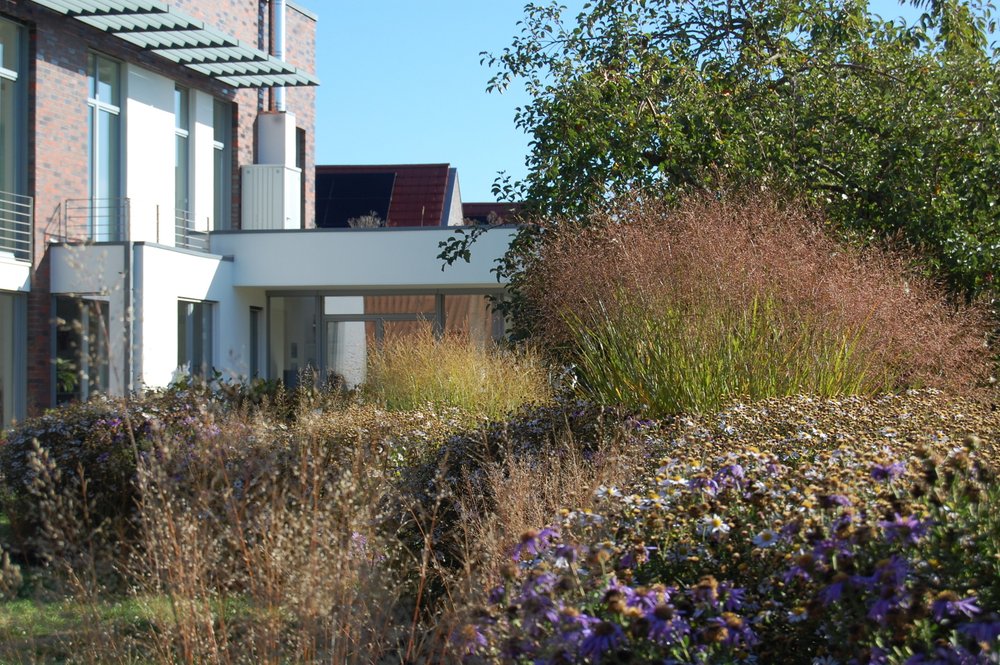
[54,198,211,253]
[0,190,33,262]
[60,198,130,243]
[174,210,210,253]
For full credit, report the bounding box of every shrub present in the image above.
[455,391,1000,663]
[0,392,218,559]
[364,328,553,420]
[400,399,655,582]
[521,191,990,414]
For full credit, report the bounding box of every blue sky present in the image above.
[292,1,939,202]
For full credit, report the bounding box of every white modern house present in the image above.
[0,0,515,426]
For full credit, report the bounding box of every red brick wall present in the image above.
[3,0,317,412]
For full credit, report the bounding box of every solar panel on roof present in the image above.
[315,172,396,229]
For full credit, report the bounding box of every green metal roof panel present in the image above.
[29,0,319,88]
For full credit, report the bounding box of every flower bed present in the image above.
[458,391,1000,663]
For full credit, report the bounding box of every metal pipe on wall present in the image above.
[268,0,287,113]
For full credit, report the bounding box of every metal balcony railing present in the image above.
[61,198,130,243]
[175,209,210,252]
[0,190,32,261]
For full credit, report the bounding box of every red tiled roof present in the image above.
[316,164,451,227]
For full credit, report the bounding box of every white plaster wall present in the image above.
[49,245,129,394]
[125,65,175,245]
[0,256,29,292]
[210,226,517,290]
[134,245,251,387]
[50,244,125,295]
[444,170,465,226]
[191,91,215,234]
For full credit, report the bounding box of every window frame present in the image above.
[87,53,123,241]
[177,299,214,378]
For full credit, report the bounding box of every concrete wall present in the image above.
[211,226,518,290]
[126,65,175,243]
[51,242,271,390]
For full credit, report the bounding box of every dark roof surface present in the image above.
[316,164,451,228]
[462,202,522,225]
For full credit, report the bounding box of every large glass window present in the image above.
[249,306,261,378]
[212,100,232,230]
[87,54,122,241]
[178,300,213,377]
[0,19,27,260]
[174,87,190,217]
[55,297,110,404]
[0,292,25,427]
[0,19,24,197]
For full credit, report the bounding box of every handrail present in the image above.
[0,190,32,261]
[174,209,210,252]
[61,197,130,243]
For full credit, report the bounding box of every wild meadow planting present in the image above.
[2,193,998,663]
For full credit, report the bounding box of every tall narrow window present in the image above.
[55,297,110,404]
[174,86,191,244]
[0,19,27,259]
[249,306,261,378]
[296,127,306,228]
[178,300,213,377]
[87,54,122,241]
[174,87,190,213]
[212,100,232,230]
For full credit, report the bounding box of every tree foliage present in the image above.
[486,0,1000,296]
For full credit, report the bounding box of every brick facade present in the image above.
[4,0,317,413]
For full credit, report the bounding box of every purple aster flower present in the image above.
[521,595,561,636]
[450,623,488,656]
[645,604,690,645]
[720,582,747,611]
[556,608,598,645]
[904,644,981,665]
[868,594,900,624]
[870,461,906,481]
[512,527,559,562]
[689,475,720,496]
[714,464,745,489]
[819,573,851,606]
[554,543,578,565]
[879,513,930,544]
[579,621,623,660]
[709,612,757,648]
[931,592,981,622]
[958,619,1000,643]
[488,584,505,605]
[520,571,558,597]
[819,493,853,509]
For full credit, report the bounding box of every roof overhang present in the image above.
[30,0,319,88]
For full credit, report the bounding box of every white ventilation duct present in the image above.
[269,0,287,112]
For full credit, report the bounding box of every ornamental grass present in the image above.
[363,328,552,420]
[522,191,990,415]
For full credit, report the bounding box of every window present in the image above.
[0,18,25,197]
[87,54,122,241]
[0,291,25,426]
[0,19,27,260]
[178,300,213,377]
[212,100,232,230]
[55,297,110,404]
[249,306,262,378]
[174,86,190,218]
[296,127,306,227]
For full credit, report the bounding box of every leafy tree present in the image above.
[485,0,1000,297]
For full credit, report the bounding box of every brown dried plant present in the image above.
[521,190,990,395]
